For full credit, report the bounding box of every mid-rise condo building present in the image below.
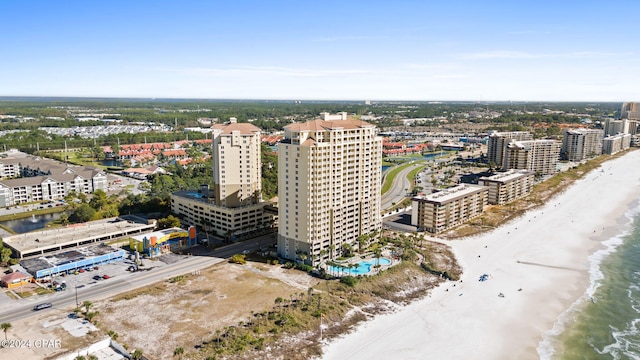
[602,133,632,155]
[478,169,534,205]
[561,128,604,161]
[504,140,560,175]
[0,150,107,207]
[487,131,533,169]
[411,184,488,234]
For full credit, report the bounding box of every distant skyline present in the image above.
[1,1,639,102]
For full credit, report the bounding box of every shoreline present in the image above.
[538,199,640,358]
[322,151,640,360]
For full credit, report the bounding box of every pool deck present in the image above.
[326,249,400,276]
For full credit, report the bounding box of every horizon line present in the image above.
[0,96,626,104]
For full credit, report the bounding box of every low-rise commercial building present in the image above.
[20,245,126,279]
[129,227,196,257]
[0,271,33,288]
[411,184,488,234]
[478,170,534,205]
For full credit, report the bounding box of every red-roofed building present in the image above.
[162,149,188,160]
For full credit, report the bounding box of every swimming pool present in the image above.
[328,258,392,276]
[187,192,205,199]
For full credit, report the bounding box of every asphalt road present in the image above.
[381,162,424,210]
[0,234,276,324]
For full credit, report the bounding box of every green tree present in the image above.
[1,247,12,266]
[89,189,109,211]
[1,322,11,340]
[70,204,97,223]
[157,215,181,229]
[59,213,70,226]
[91,145,104,160]
[173,347,184,358]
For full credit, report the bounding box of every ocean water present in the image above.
[540,208,640,360]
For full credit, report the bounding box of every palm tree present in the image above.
[82,300,93,314]
[357,234,369,253]
[374,248,382,267]
[1,322,11,340]
[85,311,99,323]
[131,349,143,360]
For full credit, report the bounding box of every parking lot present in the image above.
[42,253,181,298]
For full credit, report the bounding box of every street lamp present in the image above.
[75,285,79,309]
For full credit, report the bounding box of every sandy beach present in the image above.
[323,150,640,360]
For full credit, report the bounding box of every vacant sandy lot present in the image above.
[96,261,321,359]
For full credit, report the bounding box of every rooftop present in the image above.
[3,216,154,256]
[413,184,488,204]
[479,170,534,183]
[20,244,121,275]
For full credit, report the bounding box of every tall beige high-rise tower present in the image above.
[211,118,262,208]
[621,102,640,120]
[277,112,382,265]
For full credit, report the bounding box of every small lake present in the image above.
[1,212,65,234]
[100,159,125,167]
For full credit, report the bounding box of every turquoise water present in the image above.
[187,191,204,199]
[328,258,392,275]
[540,209,640,359]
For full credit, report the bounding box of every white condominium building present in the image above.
[561,128,604,161]
[478,169,534,205]
[504,140,560,175]
[411,184,488,234]
[487,131,533,169]
[211,118,263,208]
[277,112,382,265]
[604,118,630,136]
[602,133,632,155]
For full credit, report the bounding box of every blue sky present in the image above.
[1,1,639,101]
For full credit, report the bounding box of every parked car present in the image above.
[102,274,110,279]
[33,303,52,311]
[92,275,102,281]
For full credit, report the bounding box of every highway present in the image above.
[0,234,276,324]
